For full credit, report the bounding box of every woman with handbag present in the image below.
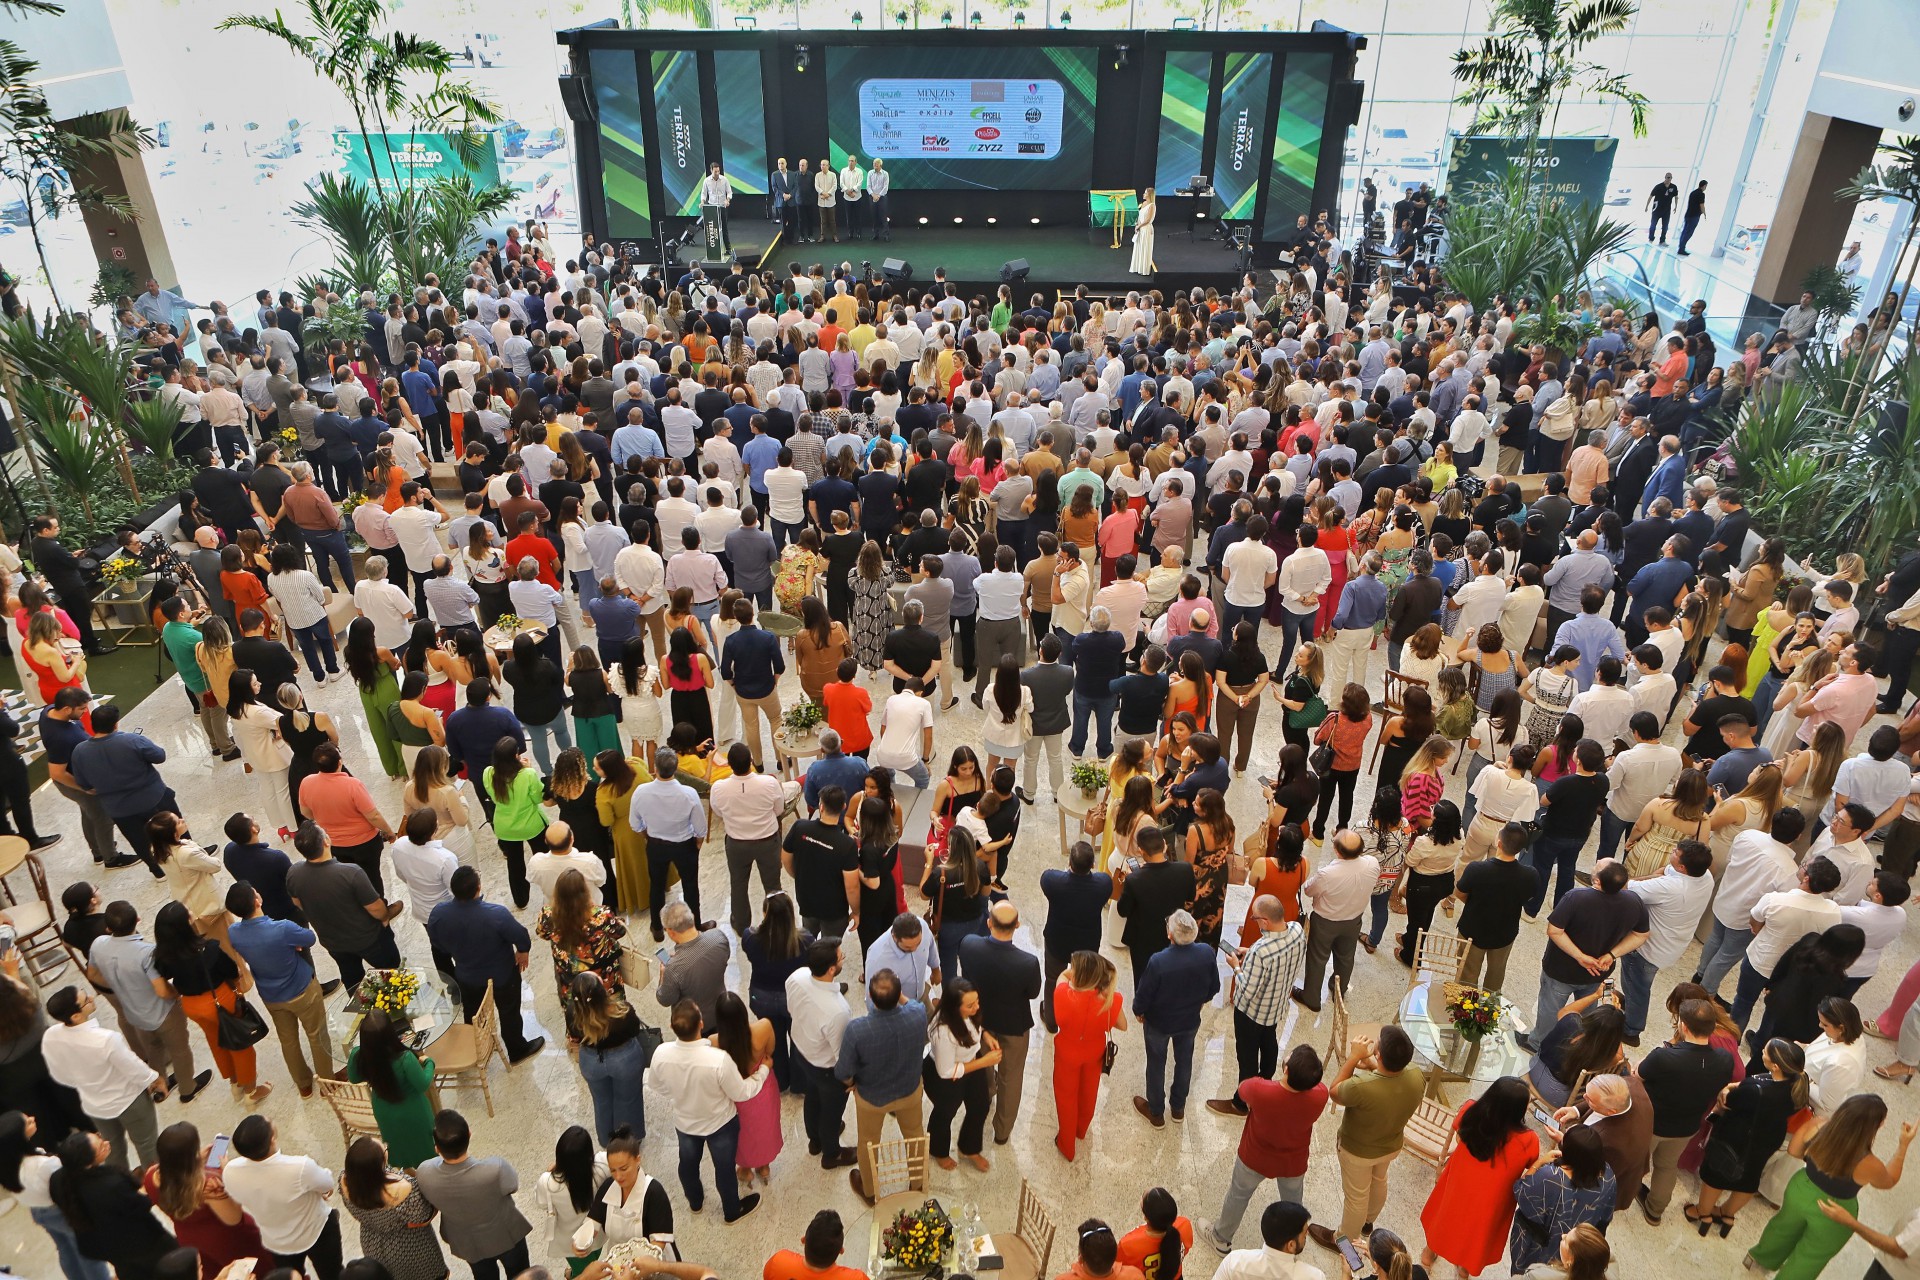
[150,901,271,1104]
[1271,640,1326,754]
[1309,683,1372,842]
[1508,1125,1616,1274]
[923,979,1002,1172]
[921,825,991,982]
[1050,950,1127,1162]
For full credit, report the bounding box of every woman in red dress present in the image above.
[1050,950,1127,1162]
[1314,500,1353,635]
[1419,1077,1540,1276]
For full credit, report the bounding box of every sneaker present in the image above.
[104,853,140,869]
[1198,1222,1233,1254]
[726,1193,762,1224]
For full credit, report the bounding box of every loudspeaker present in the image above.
[882,257,911,282]
[557,75,596,124]
[1331,79,1365,125]
[1000,257,1030,283]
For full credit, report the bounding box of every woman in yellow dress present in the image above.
[592,751,662,914]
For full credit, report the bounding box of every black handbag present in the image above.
[1099,1037,1118,1075]
[634,1018,664,1069]
[201,951,268,1051]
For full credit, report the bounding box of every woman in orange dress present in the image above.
[23,611,85,704]
[1240,822,1309,946]
[1419,1078,1540,1277]
[1051,950,1127,1162]
[1314,500,1353,635]
[1162,649,1213,735]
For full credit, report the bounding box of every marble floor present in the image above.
[3,629,1917,1280]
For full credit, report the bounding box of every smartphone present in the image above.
[1336,1235,1364,1272]
[1256,775,1276,791]
[206,1133,231,1169]
[1531,1106,1556,1129]
[1217,943,1241,960]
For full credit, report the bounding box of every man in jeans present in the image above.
[1621,840,1716,1044]
[1020,634,1075,796]
[225,882,334,1099]
[1454,821,1545,993]
[1131,909,1220,1127]
[414,1109,537,1276]
[84,900,210,1104]
[223,1115,341,1280]
[1636,999,1735,1224]
[279,459,357,590]
[1200,1044,1329,1254]
[1597,712,1682,864]
[651,998,771,1223]
[782,784,859,940]
[286,823,403,991]
[1310,1026,1425,1249]
[1527,859,1650,1050]
[1732,855,1844,1028]
[1525,738,1609,916]
[1209,895,1305,1110]
[719,598,786,768]
[1065,606,1127,759]
[709,741,792,934]
[836,968,929,1203]
[786,937,856,1169]
[1696,808,1804,999]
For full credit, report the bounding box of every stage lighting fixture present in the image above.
[953,216,963,223]
[986,217,997,224]
[894,8,908,24]
[1029,216,1041,224]
[1014,9,1026,25]
[1058,8,1071,24]
[918,216,929,225]
[941,8,954,24]
[851,9,864,25]
[1000,258,1031,285]
[1111,44,1130,70]
[793,44,810,72]
[969,9,983,25]
[733,14,757,26]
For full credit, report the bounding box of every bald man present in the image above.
[526,819,613,910]
[957,900,1041,1147]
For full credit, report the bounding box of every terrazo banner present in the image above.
[1446,135,1617,207]
[331,131,501,188]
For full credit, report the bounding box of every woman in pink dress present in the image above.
[712,992,783,1187]
[1314,501,1352,636]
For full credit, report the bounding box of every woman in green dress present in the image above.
[484,736,551,911]
[345,617,407,779]
[347,1010,437,1169]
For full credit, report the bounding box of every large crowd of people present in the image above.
[3,212,1920,1280]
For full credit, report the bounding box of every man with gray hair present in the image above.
[1548,1070,1653,1210]
[655,899,731,1030]
[629,747,710,940]
[1319,551,1388,694]
[1065,605,1126,759]
[423,553,479,631]
[352,553,417,657]
[1131,907,1221,1127]
[279,456,357,590]
[802,727,869,810]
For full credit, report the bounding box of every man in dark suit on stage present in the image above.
[772,158,799,245]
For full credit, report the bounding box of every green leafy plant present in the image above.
[1801,264,1863,342]
[291,174,392,296]
[124,393,184,458]
[1838,134,1920,411]
[11,379,112,519]
[1438,167,1635,330]
[1069,760,1109,797]
[781,698,826,735]
[88,262,141,314]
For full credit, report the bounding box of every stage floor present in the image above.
[734,219,1247,295]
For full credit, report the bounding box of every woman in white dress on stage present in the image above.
[1130,188,1157,275]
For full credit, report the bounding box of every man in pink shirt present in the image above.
[1164,578,1220,639]
[298,742,397,895]
[1795,644,1880,747]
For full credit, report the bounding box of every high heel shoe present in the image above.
[1717,1214,1736,1240]
[1684,1205,1711,1236]
[1873,1063,1916,1085]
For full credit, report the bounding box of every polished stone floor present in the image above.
[3,629,1916,1280]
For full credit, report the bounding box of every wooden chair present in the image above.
[1407,931,1471,992]
[428,979,501,1116]
[1368,669,1429,769]
[0,842,70,986]
[1324,976,1383,1110]
[1528,1068,1589,1125]
[315,1078,382,1149]
[998,1178,1058,1280]
[1401,1096,1460,1168]
[864,1135,930,1197]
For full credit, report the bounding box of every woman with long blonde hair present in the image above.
[403,744,471,844]
[567,972,645,1145]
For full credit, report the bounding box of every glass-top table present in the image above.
[1397,979,1532,1099]
[324,967,463,1057]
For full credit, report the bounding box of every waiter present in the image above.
[866,159,891,242]
[700,162,733,257]
[1646,173,1678,246]
[771,157,799,244]
[839,155,866,242]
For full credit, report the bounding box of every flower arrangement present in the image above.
[1444,981,1501,1042]
[880,1198,953,1273]
[99,553,144,588]
[781,697,825,736]
[278,424,300,449]
[338,491,371,520]
[356,968,421,1020]
[1069,760,1109,798]
[494,612,522,632]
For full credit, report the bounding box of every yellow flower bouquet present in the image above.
[1443,981,1501,1042]
[356,968,422,1021]
[880,1198,954,1273]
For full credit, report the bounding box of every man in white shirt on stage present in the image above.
[700,162,733,257]
[867,159,892,242]
[840,155,867,241]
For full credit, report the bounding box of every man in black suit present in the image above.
[1131,384,1185,445]
[1610,418,1659,519]
[27,515,114,655]
[771,158,799,244]
[1614,498,1675,625]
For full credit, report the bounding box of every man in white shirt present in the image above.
[1566,658,1637,752]
[650,996,770,1221]
[525,820,610,908]
[1733,855,1845,1028]
[1808,803,1877,905]
[869,683,936,788]
[1824,726,1911,834]
[763,454,810,546]
[389,808,460,932]
[1272,527,1331,673]
[386,480,450,613]
[353,555,417,654]
[1219,517,1279,636]
[653,476,700,551]
[1211,1165,1326,1280]
[786,937,857,1168]
[693,488,743,553]
[1697,808,1805,999]
[222,1114,341,1274]
[1598,711,1682,864]
[613,526,667,664]
[1621,841,1715,1040]
[971,545,1028,704]
[709,742,797,933]
[39,985,165,1169]
[1293,830,1379,1013]
[1841,873,1910,1001]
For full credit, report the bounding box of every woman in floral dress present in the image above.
[534,868,628,1038]
[1184,788,1235,947]
[848,540,893,672]
[774,527,827,615]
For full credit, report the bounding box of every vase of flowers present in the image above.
[355,968,422,1026]
[1069,760,1109,799]
[1444,981,1501,1042]
[880,1198,954,1275]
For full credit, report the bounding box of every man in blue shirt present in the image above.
[39,688,134,867]
[426,866,544,1063]
[1065,607,1128,759]
[1322,552,1389,695]
[69,703,177,878]
[836,968,930,1203]
[802,730,870,810]
[1642,434,1688,514]
[1625,535,1695,646]
[629,747,709,938]
[445,680,526,805]
[400,351,444,459]
[1552,584,1629,690]
[1131,909,1221,1125]
[222,812,302,922]
[1543,530,1623,639]
[611,406,665,467]
[719,599,786,768]
[225,881,335,1096]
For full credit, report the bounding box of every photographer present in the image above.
[26,514,116,657]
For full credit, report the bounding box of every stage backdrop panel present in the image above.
[1210,51,1273,221]
[824,45,1098,191]
[1153,49,1213,197]
[652,49,708,217]
[587,47,649,239]
[715,49,769,196]
[1263,50,1333,239]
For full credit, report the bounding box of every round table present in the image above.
[1397,979,1532,1099]
[324,968,463,1057]
[483,620,549,655]
[1056,786,1098,851]
[772,727,820,781]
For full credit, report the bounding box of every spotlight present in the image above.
[941,8,954,23]
[793,44,810,72]
[851,9,864,25]
[1029,216,1040,224]
[918,216,929,225]
[733,14,757,26]
[894,8,908,24]
[1014,9,1026,24]
[969,9,982,25]
[953,216,963,223]
[1058,7,1071,23]
[1111,43,1130,70]
[987,216,997,224]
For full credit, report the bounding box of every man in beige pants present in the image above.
[224,883,335,1097]
[835,969,930,1202]
[1308,1025,1426,1250]
[718,598,784,769]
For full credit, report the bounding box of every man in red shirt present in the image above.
[504,510,563,590]
[1651,335,1689,397]
[764,1210,869,1280]
[820,658,874,756]
[1198,1043,1329,1254]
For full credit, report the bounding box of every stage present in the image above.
[723,218,1252,297]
